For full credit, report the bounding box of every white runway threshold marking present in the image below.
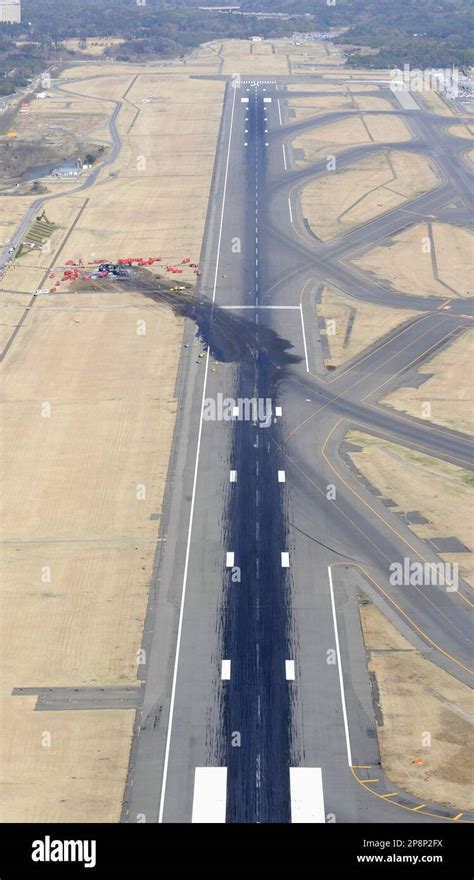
[290,768,325,823]
[281,552,290,568]
[158,84,238,823]
[192,768,227,823]
[226,552,235,568]
[285,660,295,680]
[328,566,353,766]
[221,660,231,680]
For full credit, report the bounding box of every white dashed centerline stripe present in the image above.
[277,98,283,126]
[278,470,286,483]
[157,84,238,823]
[288,197,293,224]
[290,768,325,823]
[192,768,227,823]
[328,566,353,766]
[221,660,231,680]
[230,470,237,482]
[282,143,287,171]
[281,552,290,568]
[285,660,295,680]
[226,552,235,568]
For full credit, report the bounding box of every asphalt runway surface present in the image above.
[7,70,469,824]
[120,75,473,825]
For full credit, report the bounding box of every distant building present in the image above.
[52,168,81,179]
[0,1,21,24]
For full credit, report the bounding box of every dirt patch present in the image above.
[381,326,474,437]
[360,602,473,811]
[316,286,420,367]
[61,37,125,57]
[300,150,438,240]
[445,123,474,140]
[352,221,473,299]
[347,431,474,588]
[418,89,457,117]
[0,292,184,822]
[292,114,411,166]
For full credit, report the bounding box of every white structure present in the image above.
[0,1,21,24]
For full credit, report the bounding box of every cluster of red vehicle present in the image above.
[47,255,201,292]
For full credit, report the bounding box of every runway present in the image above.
[123,78,473,824]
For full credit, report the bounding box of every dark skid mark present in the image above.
[119,272,302,384]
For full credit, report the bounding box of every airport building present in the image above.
[0,1,21,24]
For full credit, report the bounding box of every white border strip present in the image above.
[299,302,309,373]
[328,566,352,766]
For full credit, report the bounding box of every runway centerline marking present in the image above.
[157,82,237,824]
[328,566,353,766]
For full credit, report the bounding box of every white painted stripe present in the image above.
[158,85,238,823]
[229,470,237,482]
[263,97,272,103]
[226,552,235,568]
[278,470,286,483]
[241,97,249,103]
[277,98,283,126]
[220,304,300,310]
[290,768,325,823]
[221,660,231,680]
[281,552,289,568]
[192,768,227,823]
[282,143,287,171]
[285,660,295,680]
[328,566,353,766]
[299,302,310,373]
[232,405,239,417]
[288,197,293,223]
[275,405,282,416]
